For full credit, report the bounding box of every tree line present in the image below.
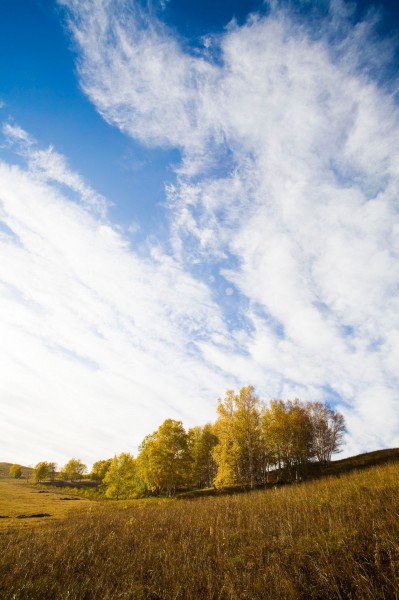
[13,387,345,498]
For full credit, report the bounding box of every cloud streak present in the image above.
[1,1,398,466]
[0,126,240,465]
[58,0,399,455]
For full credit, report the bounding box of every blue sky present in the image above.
[0,0,399,467]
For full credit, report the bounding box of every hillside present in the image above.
[0,462,33,479]
[177,447,399,498]
[0,457,398,599]
[307,446,399,477]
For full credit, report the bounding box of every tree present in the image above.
[306,401,346,463]
[90,459,112,482]
[47,462,57,482]
[9,464,22,479]
[212,390,238,487]
[261,399,313,480]
[233,386,264,488]
[188,424,218,488]
[137,419,192,495]
[284,400,313,479]
[103,453,136,500]
[33,461,50,483]
[213,387,263,488]
[59,458,87,482]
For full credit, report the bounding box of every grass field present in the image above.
[0,456,398,599]
[0,475,92,530]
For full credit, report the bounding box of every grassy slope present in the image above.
[0,458,398,599]
[178,447,399,498]
[309,447,399,476]
[0,477,92,530]
[0,462,33,479]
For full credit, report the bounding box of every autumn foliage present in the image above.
[30,387,345,499]
[97,387,346,498]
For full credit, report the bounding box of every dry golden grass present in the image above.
[0,462,398,599]
[0,478,92,530]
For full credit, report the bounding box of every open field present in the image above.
[0,477,92,530]
[0,460,398,599]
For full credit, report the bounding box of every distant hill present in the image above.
[0,462,33,479]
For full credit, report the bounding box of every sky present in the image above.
[0,0,399,468]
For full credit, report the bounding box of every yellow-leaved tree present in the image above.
[103,453,136,500]
[188,424,218,488]
[136,419,192,496]
[213,386,263,488]
[59,458,87,482]
[9,464,22,479]
[33,461,50,483]
[261,399,313,480]
[90,458,112,482]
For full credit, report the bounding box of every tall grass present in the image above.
[1,462,398,599]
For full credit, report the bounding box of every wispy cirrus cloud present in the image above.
[3,123,108,216]
[58,0,399,455]
[0,124,241,466]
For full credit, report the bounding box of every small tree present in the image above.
[137,419,192,496]
[90,459,112,482]
[9,464,22,479]
[47,462,57,482]
[261,399,313,481]
[33,461,50,483]
[306,402,346,463]
[103,453,136,500]
[59,459,87,482]
[188,424,218,488]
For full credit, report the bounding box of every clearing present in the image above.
[0,477,92,529]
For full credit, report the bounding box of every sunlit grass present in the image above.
[0,478,91,530]
[1,461,398,599]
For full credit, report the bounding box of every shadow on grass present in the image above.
[177,447,399,500]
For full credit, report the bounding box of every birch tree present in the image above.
[137,419,192,495]
[213,387,263,488]
[103,453,136,500]
[306,401,346,463]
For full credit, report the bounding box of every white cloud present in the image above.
[58,0,399,455]
[3,123,32,144]
[2,123,107,216]
[0,129,244,466]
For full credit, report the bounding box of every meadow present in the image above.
[0,457,398,599]
[0,476,91,531]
